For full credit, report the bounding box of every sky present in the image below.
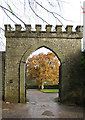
[28,47,52,58]
[0,0,84,52]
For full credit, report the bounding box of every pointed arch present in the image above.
[19,41,64,103]
[20,41,65,63]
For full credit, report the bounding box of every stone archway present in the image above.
[19,41,64,103]
[4,24,82,103]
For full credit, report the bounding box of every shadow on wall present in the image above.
[61,52,84,105]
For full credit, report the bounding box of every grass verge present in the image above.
[40,89,59,93]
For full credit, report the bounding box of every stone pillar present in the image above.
[0,52,2,120]
[5,49,19,103]
[83,1,85,50]
[60,63,71,102]
[20,62,26,103]
[2,52,6,101]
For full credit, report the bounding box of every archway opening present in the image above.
[25,46,61,103]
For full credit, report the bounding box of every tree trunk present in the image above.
[41,84,44,89]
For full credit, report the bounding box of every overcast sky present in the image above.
[28,47,52,58]
[0,0,84,51]
[0,0,84,28]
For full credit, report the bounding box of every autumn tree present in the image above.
[27,52,60,89]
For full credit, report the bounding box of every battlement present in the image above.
[4,24,83,39]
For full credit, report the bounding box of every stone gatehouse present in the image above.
[2,24,83,103]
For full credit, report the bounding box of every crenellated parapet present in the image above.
[4,24,83,39]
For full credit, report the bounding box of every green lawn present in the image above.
[40,89,59,93]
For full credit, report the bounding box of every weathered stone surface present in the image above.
[0,52,2,101]
[2,52,5,101]
[3,24,83,103]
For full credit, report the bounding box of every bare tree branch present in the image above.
[0,27,5,31]
[57,0,62,11]
[24,0,26,14]
[55,0,69,3]
[0,1,72,29]
[11,1,24,17]
[0,40,5,47]
[31,0,65,27]
[33,0,72,22]
[0,5,26,25]
[28,0,50,25]
[2,8,16,24]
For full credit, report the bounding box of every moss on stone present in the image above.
[54,97,58,102]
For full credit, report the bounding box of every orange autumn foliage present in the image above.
[27,52,60,87]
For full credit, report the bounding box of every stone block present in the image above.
[15,24,21,31]
[25,24,31,32]
[46,25,52,32]
[35,25,41,32]
[55,25,62,32]
[65,25,73,32]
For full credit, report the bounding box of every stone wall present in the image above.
[81,52,85,106]
[0,52,2,101]
[0,52,2,120]
[2,52,6,101]
[4,24,83,103]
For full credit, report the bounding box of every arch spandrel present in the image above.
[20,41,65,64]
